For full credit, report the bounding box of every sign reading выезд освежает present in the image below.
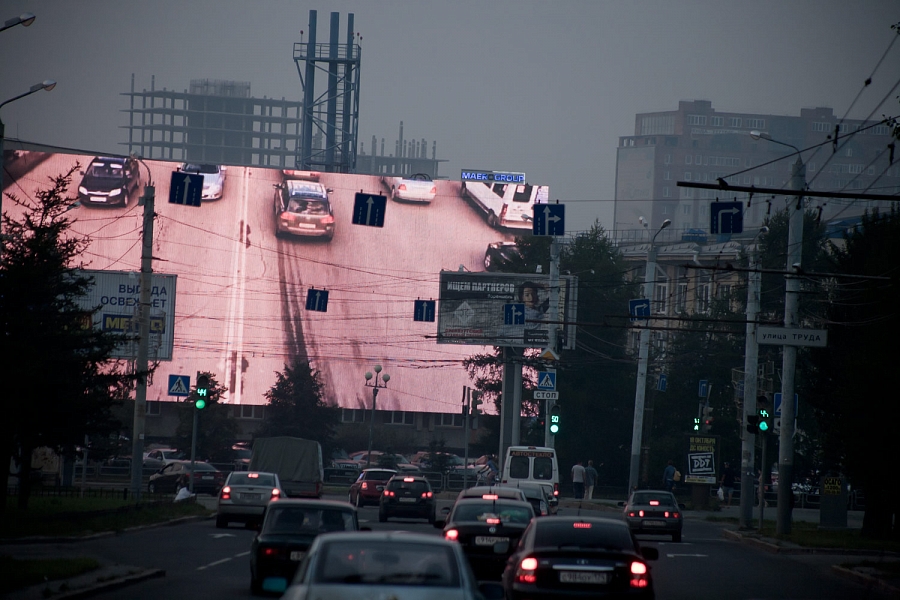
[74,269,177,361]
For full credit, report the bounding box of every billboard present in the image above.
[75,270,178,361]
[437,271,577,349]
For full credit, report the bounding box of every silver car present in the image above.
[178,163,226,200]
[282,531,504,599]
[216,471,282,528]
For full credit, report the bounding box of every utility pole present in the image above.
[739,243,762,529]
[129,182,155,501]
[545,237,560,448]
[777,158,806,535]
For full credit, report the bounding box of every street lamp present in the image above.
[1,79,56,241]
[1,13,36,33]
[364,365,390,468]
[750,130,805,536]
[628,218,671,493]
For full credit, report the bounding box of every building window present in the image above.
[812,122,831,132]
[663,187,670,197]
[664,154,672,165]
[664,171,671,180]
[676,283,688,313]
[711,116,724,127]
[147,401,161,416]
[233,405,265,420]
[697,283,710,313]
[747,118,765,129]
[342,408,366,423]
[729,117,742,128]
[653,282,668,314]
[438,413,464,427]
[872,124,890,135]
[683,204,691,215]
[718,284,732,298]
[808,162,816,172]
[684,172,692,181]
[685,155,692,165]
[848,164,862,174]
[696,155,702,165]
[661,205,668,214]
[653,331,667,352]
[846,148,854,158]
[386,411,415,425]
[688,115,707,125]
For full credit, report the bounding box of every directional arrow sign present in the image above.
[710,201,743,234]
[414,299,436,322]
[352,192,387,227]
[169,171,203,207]
[504,303,525,325]
[305,288,329,312]
[629,298,651,321]
[532,204,565,236]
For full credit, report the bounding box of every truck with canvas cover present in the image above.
[249,437,324,498]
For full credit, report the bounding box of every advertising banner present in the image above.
[437,271,577,349]
[684,434,719,485]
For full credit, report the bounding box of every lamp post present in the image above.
[1,12,35,33]
[750,130,804,535]
[1,80,56,235]
[364,365,390,468]
[628,218,671,493]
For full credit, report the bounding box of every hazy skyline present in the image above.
[2,1,898,232]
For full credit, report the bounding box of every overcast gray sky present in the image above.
[2,0,898,231]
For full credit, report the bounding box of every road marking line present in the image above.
[235,551,251,557]
[198,557,233,570]
[666,554,708,557]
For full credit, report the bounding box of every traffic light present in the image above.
[746,413,760,434]
[470,392,483,415]
[701,406,714,433]
[757,408,771,433]
[693,417,701,431]
[549,404,560,435]
[748,396,770,434]
[195,373,210,410]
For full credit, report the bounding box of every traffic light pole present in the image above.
[544,237,560,448]
[129,183,155,502]
[739,248,761,529]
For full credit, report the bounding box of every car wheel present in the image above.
[216,515,228,528]
[378,510,387,523]
[673,531,682,543]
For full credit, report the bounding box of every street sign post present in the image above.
[532,204,565,236]
[168,171,203,207]
[413,299,436,322]
[305,288,329,312]
[534,390,559,400]
[167,374,190,397]
[352,192,387,227]
[629,298,651,321]
[710,201,743,234]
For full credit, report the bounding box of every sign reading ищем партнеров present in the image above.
[461,169,525,183]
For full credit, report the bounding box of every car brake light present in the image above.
[398,184,407,191]
[421,491,433,498]
[384,490,395,497]
[220,486,231,500]
[649,500,660,506]
[553,483,559,496]
[630,561,650,588]
[482,494,499,500]
[444,529,459,541]
[403,477,415,482]
[486,518,501,525]
[639,510,645,517]
[673,512,680,518]
[263,547,281,557]
[271,488,280,499]
[321,215,335,224]
[248,473,259,478]
[361,482,368,490]
[516,557,538,584]
[573,522,591,529]
[429,186,436,194]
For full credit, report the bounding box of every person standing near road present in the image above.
[584,460,600,500]
[571,460,586,499]
[663,460,676,493]
[720,461,736,506]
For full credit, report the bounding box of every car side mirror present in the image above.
[641,547,659,561]
[441,506,451,515]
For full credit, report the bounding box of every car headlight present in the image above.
[109,188,122,197]
[78,186,88,195]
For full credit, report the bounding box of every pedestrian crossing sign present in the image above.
[537,371,556,391]
[168,374,190,397]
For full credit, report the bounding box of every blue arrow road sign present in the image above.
[657,374,667,392]
[169,171,203,207]
[629,298,651,321]
[352,192,387,227]
[168,374,190,397]
[414,299,436,322]
[537,371,557,390]
[710,201,743,234]
[305,288,329,312]
[773,393,799,417]
[699,380,708,397]
[532,204,565,236]
[504,303,525,325]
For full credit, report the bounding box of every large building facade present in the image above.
[614,100,897,243]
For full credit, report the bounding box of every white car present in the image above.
[216,471,283,528]
[385,173,437,203]
[460,181,548,230]
[178,163,226,200]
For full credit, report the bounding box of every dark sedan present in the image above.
[77,156,141,207]
[379,475,436,523]
[348,468,397,508]
[619,489,684,542]
[147,460,224,495]
[502,516,658,600]
[436,497,534,580]
[250,499,359,595]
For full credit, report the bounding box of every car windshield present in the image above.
[87,162,123,178]
[314,540,460,587]
[535,521,634,550]
[182,163,219,174]
[264,506,354,535]
[452,502,532,524]
[228,472,275,487]
[286,198,328,214]
[631,493,676,506]
[162,450,182,460]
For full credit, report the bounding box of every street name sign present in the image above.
[757,326,827,347]
[534,391,559,400]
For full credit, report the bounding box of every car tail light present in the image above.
[361,482,368,490]
[515,557,538,584]
[429,186,436,195]
[321,215,335,225]
[263,547,282,557]
[398,183,407,191]
[421,491,433,498]
[639,510,645,517]
[628,511,636,517]
[384,490,395,497]
[220,486,231,500]
[553,483,559,496]
[444,529,459,541]
[650,500,660,506]
[271,488,281,500]
[630,561,650,588]
[573,522,591,529]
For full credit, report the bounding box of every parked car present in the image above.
[147,460,224,495]
[435,497,534,580]
[384,172,437,203]
[501,516,658,599]
[142,448,183,470]
[77,156,141,207]
[273,178,335,240]
[379,475,436,523]
[618,489,684,542]
[177,163,226,200]
[251,499,360,595]
[281,531,504,600]
[216,471,282,528]
[347,468,397,508]
[348,450,419,472]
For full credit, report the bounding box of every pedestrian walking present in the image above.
[584,460,601,500]
[571,460,586,499]
[663,460,676,493]
[720,461,736,506]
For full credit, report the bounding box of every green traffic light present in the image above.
[195,398,206,410]
[759,420,769,432]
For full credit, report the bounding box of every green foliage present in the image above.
[173,372,238,462]
[255,357,340,453]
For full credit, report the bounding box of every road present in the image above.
[5,153,515,413]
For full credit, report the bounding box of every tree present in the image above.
[173,372,238,462]
[255,357,340,454]
[0,165,136,510]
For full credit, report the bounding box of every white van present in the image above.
[501,445,559,497]
[461,182,549,230]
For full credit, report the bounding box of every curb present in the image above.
[0,514,213,545]
[831,564,900,595]
[49,568,165,600]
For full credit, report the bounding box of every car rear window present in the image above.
[287,198,329,214]
[365,470,396,481]
[535,521,635,550]
[632,493,676,506]
[264,507,354,534]
[388,479,428,493]
[315,540,460,587]
[533,457,554,480]
[228,472,275,487]
[189,462,217,472]
[508,456,530,479]
[452,502,533,524]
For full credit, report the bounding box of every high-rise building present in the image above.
[614,100,897,243]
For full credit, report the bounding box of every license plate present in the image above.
[560,571,609,584]
[241,493,262,500]
[294,223,316,229]
[475,536,508,546]
[399,497,417,503]
[201,475,213,480]
[643,520,666,527]
[290,551,305,561]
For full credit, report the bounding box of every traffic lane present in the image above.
[649,518,896,600]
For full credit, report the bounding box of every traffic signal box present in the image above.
[747,406,772,434]
[549,404,560,435]
[195,374,210,410]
